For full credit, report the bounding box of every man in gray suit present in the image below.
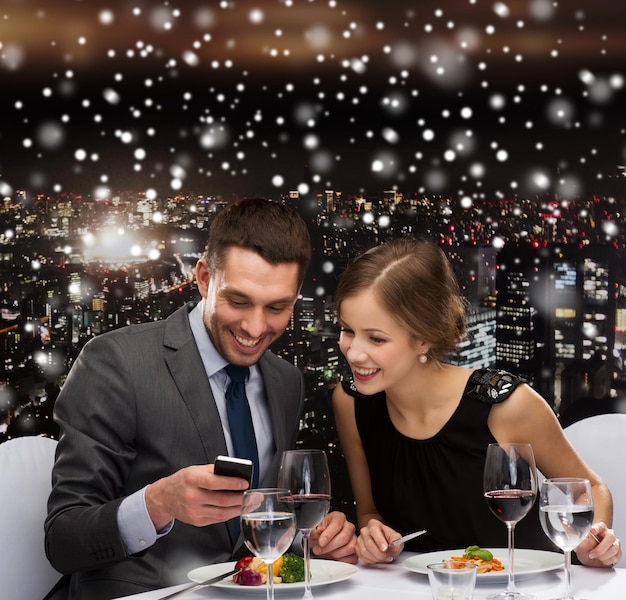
[45,199,357,599]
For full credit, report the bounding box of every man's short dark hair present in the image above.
[204,198,311,287]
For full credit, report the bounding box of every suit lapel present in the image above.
[163,304,229,462]
[258,355,288,486]
[162,304,248,552]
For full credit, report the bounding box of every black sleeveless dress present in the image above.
[344,368,556,552]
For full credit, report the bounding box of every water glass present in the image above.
[240,488,296,600]
[539,477,594,600]
[427,561,478,600]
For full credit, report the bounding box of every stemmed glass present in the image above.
[483,443,538,600]
[539,478,594,600]
[277,449,331,600]
[240,488,297,600]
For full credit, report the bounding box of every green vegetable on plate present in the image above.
[464,545,494,561]
[279,552,306,583]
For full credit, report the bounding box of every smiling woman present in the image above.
[331,237,621,569]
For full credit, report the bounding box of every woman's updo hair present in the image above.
[334,238,468,363]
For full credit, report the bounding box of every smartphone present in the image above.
[213,455,254,489]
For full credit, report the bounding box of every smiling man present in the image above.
[198,247,301,368]
[45,198,357,600]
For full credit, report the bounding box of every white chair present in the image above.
[0,436,65,599]
[564,413,626,568]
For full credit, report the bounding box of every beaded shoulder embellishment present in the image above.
[465,369,527,405]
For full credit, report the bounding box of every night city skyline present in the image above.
[2,186,626,406]
[3,185,626,516]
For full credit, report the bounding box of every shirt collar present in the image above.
[188,301,229,378]
[189,300,262,386]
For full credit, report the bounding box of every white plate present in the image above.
[403,548,563,584]
[188,559,358,593]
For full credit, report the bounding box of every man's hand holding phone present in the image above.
[146,458,254,530]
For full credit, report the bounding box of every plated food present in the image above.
[232,553,305,586]
[404,548,564,584]
[188,559,359,593]
[448,545,504,574]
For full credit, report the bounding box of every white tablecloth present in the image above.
[114,553,625,600]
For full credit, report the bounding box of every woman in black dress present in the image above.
[332,238,621,568]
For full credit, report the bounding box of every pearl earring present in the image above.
[419,353,428,364]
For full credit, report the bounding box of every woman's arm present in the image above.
[332,384,380,527]
[332,384,402,563]
[489,383,621,567]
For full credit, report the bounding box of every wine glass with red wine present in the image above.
[277,449,331,600]
[483,443,538,600]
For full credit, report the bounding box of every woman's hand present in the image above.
[576,522,622,567]
[310,511,358,564]
[355,518,403,564]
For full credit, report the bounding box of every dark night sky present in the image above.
[1,0,626,199]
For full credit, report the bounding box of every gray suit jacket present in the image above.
[45,303,304,599]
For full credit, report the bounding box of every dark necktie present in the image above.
[224,364,260,490]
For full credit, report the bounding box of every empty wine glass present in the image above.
[277,449,331,600]
[483,443,538,600]
[240,488,297,600]
[539,478,594,600]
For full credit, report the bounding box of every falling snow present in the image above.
[0,0,624,200]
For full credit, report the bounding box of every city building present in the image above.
[2,187,626,513]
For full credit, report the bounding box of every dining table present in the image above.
[113,551,625,600]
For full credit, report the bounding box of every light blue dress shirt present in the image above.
[118,301,274,554]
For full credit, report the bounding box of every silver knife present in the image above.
[385,529,427,551]
[157,567,239,599]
